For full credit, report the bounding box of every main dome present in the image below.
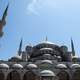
[34,41,59,49]
[30,41,60,58]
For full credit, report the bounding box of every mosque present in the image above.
[0,4,80,80]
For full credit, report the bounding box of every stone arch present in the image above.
[0,71,5,80]
[7,70,21,80]
[57,71,70,80]
[23,71,39,80]
[72,70,80,80]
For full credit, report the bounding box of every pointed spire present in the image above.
[2,3,9,24]
[45,36,48,41]
[18,38,23,56]
[0,4,9,37]
[71,38,75,56]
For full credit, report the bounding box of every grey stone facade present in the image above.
[0,40,80,80]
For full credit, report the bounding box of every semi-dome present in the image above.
[71,64,80,69]
[0,63,9,69]
[43,54,52,59]
[41,60,53,64]
[40,48,53,51]
[43,54,52,56]
[12,64,23,69]
[40,48,54,56]
[40,70,55,77]
[27,63,38,69]
[56,64,67,69]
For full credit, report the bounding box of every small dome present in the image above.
[0,63,9,69]
[12,64,23,69]
[41,60,53,64]
[60,45,68,52]
[57,56,61,59]
[71,64,80,69]
[72,56,79,59]
[27,64,38,69]
[40,70,55,77]
[12,55,22,60]
[56,64,67,69]
[25,45,32,52]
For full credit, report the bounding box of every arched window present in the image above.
[7,70,21,80]
[72,70,80,80]
[23,71,39,80]
[57,71,69,80]
[0,71,5,80]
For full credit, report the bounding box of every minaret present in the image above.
[18,38,23,56]
[45,36,48,41]
[71,38,75,56]
[2,4,9,24]
[0,4,9,37]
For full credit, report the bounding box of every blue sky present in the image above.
[0,0,80,60]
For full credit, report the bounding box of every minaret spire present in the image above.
[45,36,48,41]
[0,4,9,37]
[18,38,23,56]
[2,3,9,24]
[71,38,75,56]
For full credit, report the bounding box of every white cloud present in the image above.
[26,0,80,15]
[26,0,57,15]
[27,0,39,15]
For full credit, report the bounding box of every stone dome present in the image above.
[43,54,52,59]
[39,41,56,45]
[34,41,59,50]
[72,56,79,59]
[40,70,55,77]
[43,54,52,56]
[60,45,68,52]
[12,55,22,60]
[71,64,80,69]
[56,64,67,69]
[0,63,9,69]
[57,56,61,59]
[40,48,53,51]
[27,63,38,69]
[25,45,33,52]
[12,64,23,69]
[41,60,53,64]
[31,41,60,58]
